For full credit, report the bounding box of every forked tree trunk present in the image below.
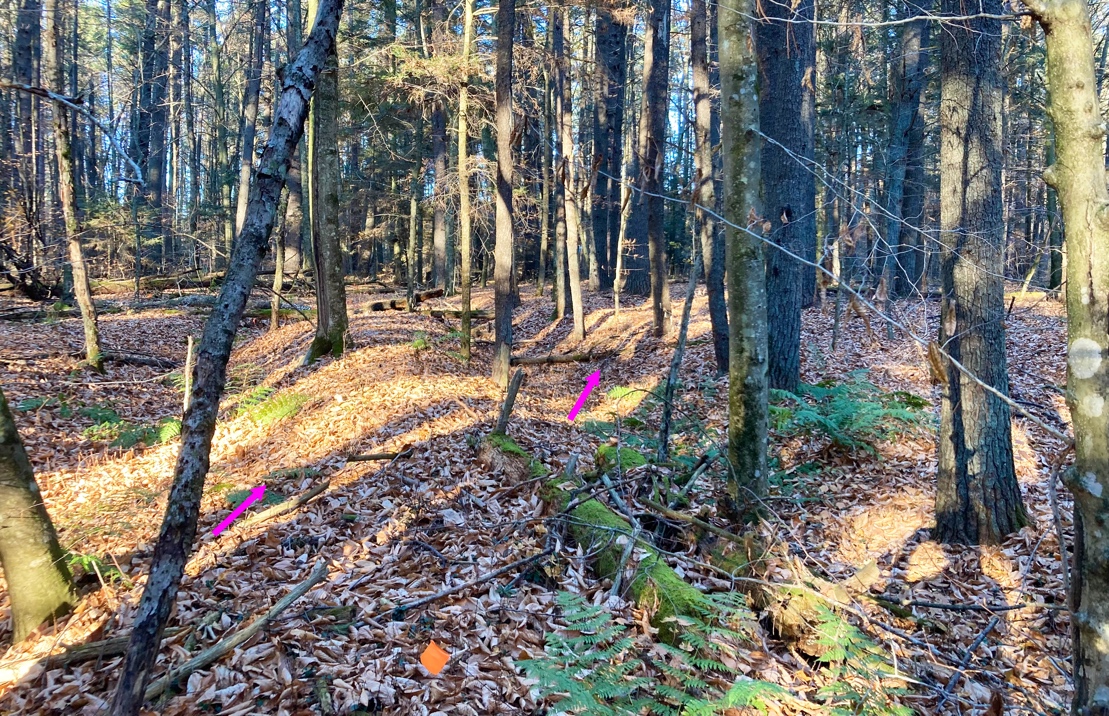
[720,0,767,523]
[44,0,101,370]
[109,4,343,711]
[0,387,74,643]
[934,0,1028,545]
[692,0,728,375]
[303,0,349,364]
[491,0,515,386]
[1025,0,1109,708]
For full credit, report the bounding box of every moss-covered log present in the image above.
[543,478,708,643]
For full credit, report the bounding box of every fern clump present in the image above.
[769,371,925,453]
[250,393,309,425]
[810,606,912,716]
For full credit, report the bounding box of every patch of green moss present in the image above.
[596,444,648,473]
[265,466,321,481]
[484,432,529,458]
[545,479,707,644]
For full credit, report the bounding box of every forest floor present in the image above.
[0,280,1073,715]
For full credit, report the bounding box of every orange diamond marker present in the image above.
[420,641,450,676]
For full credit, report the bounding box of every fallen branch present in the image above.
[493,368,525,435]
[416,308,492,320]
[510,350,615,366]
[346,450,411,463]
[105,352,182,369]
[369,549,553,621]
[366,288,444,312]
[44,627,186,668]
[143,561,328,701]
[642,498,748,548]
[241,480,331,528]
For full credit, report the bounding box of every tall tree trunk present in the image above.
[0,387,74,643]
[407,113,423,305]
[457,0,474,360]
[883,12,929,303]
[303,0,348,364]
[625,0,672,334]
[44,0,101,370]
[692,0,727,375]
[207,0,233,267]
[284,0,305,275]
[537,66,552,297]
[720,0,767,523]
[431,100,448,288]
[757,0,815,393]
[14,0,43,256]
[1025,0,1109,708]
[491,0,516,386]
[109,5,342,712]
[234,0,267,237]
[591,8,626,291]
[934,0,1028,545]
[137,0,170,265]
[554,8,585,343]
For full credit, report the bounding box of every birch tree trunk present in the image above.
[720,0,768,523]
[1025,0,1109,707]
[108,4,343,711]
[492,0,515,386]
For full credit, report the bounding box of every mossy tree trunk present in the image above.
[303,0,349,364]
[1025,0,1109,708]
[0,387,74,642]
[720,0,768,522]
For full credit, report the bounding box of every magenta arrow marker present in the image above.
[212,484,266,536]
[567,370,602,422]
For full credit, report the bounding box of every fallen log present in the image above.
[105,352,182,369]
[510,350,615,366]
[143,561,328,701]
[345,450,410,463]
[366,288,444,312]
[45,627,186,668]
[416,308,492,321]
[241,480,331,528]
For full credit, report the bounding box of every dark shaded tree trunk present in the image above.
[934,0,1028,545]
[491,0,515,386]
[303,0,349,364]
[0,387,74,643]
[591,7,627,291]
[44,0,100,370]
[720,0,767,523]
[757,0,815,393]
[108,4,343,711]
[14,0,42,255]
[692,0,727,376]
[136,0,170,264]
[1024,0,1109,708]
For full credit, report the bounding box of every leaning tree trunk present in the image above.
[491,0,516,386]
[934,0,1028,545]
[108,4,343,712]
[303,0,349,364]
[692,0,728,375]
[1026,0,1109,708]
[757,0,815,393]
[44,0,101,370]
[720,0,767,524]
[0,387,74,643]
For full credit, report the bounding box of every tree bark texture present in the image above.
[108,4,342,711]
[457,0,474,360]
[692,0,728,375]
[757,0,816,393]
[45,0,101,370]
[934,0,1028,546]
[0,387,74,643]
[720,0,768,523]
[1026,0,1109,708]
[591,8,627,291]
[492,0,516,386]
[234,0,267,238]
[304,0,349,364]
[554,9,585,343]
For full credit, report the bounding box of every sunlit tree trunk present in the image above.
[0,387,74,643]
[720,0,767,522]
[234,0,266,237]
[44,0,100,370]
[457,0,474,360]
[554,8,585,343]
[934,0,1027,545]
[1026,0,1109,707]
[492,0,515,386]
